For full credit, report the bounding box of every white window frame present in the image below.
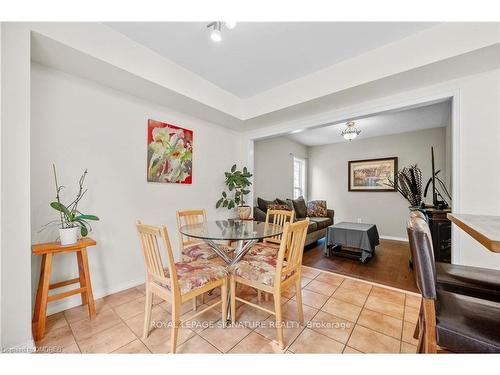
[293,156,307,199]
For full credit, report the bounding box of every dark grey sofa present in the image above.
[253,204,334,247]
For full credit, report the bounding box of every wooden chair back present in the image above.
[264,209,295,245]
[275,218,309,285]
[136,221,177,292]
[176,209,207,250]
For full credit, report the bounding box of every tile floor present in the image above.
[35,266,421,354]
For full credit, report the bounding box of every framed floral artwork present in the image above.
[147,119,193,184]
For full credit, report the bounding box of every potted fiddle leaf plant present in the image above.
[216,164,253,219]
[49,164,99,245]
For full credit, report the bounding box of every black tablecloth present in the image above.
[326,222,380,253]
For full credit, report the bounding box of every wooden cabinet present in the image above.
[423,208,452,263]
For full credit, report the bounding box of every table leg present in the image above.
[33,254,47,325]
[79,248,96,319]
[35,253,53,341]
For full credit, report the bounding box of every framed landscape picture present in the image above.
[348,157,397,192]
[147,119,193,184]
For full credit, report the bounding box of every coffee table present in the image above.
[325,222,380,263]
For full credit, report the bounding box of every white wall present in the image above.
[309,128,447,239]
[30,64,245,315]
[253,137,308,202]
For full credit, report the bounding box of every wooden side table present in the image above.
[32,237,97,341]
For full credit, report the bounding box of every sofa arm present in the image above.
[327,209,335,223]
[253,207,267,222]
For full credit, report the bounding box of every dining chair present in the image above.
[246,208,295,258]
[176,209,234,262]
[230,218,310,349]
[136,221,228,353]
[407,215,500,353]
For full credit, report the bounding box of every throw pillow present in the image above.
[292,196,308,218]
[276,198,294,211]
[307,200,328,217]
[257,197,277,212]
[267,204,292,211]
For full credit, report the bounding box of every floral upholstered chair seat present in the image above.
[182,242,234,261]
[233,255,291,287]
[162,261,228,294]
[245,242,280,258]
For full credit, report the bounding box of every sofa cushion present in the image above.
[267,203,292,211]
[307,200,328,217]
[276,198,294,212]
[291,196,308,218]
[257,197,277,212]
[306,220,318,233]
[309,217,333,230]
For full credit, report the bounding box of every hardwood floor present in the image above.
[302,238,418,293]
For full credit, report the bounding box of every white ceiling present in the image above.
[287,100,451,146]
[105,22,437,98]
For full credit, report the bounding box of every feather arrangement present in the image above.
[387,164,423,207]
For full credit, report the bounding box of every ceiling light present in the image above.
[209,22,222,42]
[341,121,361,141]
[225,21,237,29]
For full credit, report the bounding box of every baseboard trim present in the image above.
[380,235,408,242]
[46,276,145,316]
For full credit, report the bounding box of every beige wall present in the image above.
[308,127,447,239]
[254,137,308,202]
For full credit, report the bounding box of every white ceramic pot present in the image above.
[237,206,251,220]
[59,227,79,245]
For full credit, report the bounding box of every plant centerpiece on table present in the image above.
[48,164,100,245]
[216,164,253,219]
[386,164,423,208]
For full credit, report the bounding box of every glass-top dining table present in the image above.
[179,219,283,266]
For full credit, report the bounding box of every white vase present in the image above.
[59,227,79,245]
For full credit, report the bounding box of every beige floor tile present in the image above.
[369,286,406,305]
[305,280,338,296]
[333,286,369,307]
[45,312,69,334]
[112,339,150,354]
[134,284,164,304]
[229,332,285,354]
[309,310,354,344]
[254,318,306,348]
[301,277,313,288]
[160,299,197,316]
[113,296,146,321]
[64,298,110,323]
[78,321,136,353]
[282,299,318,322]
[322,298,362,322]
[316,272,345,286]
[343,346,363,354]
[401,341,418,353]
[357,308,403,339]
[35,325,79,353]
[199,324,252,353]
[340,278,373,294]
[234,303,271,328]
[289,328,344,353]
[364,295,404,320]
[301,266,321,279]
[347,325,401,353]
[124,304,170,336]
[405,294,422,309]
[180,303,224,333]
[176,335,221,354]
[404,306,420,324]
[69,308,123,342]
[103,287,143,307]
[293,289,329,309]
[402,321,419,345]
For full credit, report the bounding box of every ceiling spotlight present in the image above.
[225,21,237,29]
[209,22,222,42]
[341,121,361,141]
